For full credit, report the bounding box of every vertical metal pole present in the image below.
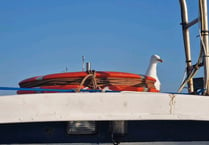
[86,62,91,71]
[199,0,209,95]
[179,0,194,93]
[82,56,85,72]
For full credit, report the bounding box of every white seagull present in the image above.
[146,54,163,91]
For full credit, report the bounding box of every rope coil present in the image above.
[18,71,158,94]
[77,70,100,92]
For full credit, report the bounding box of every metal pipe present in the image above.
[86,62,91,71]
[179,0,194,93]
[82,56,85,72]
[199,0,209,95]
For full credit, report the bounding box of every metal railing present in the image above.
[178,0,209,95]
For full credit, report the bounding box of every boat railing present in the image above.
[178,0,209,95]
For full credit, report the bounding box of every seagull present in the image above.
[146,54,163,91]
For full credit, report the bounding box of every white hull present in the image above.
[1,92,209,123]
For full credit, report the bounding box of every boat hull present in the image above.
[1,120,209,144]
[1,92,209,143]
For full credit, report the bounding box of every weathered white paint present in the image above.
[0,92,209,123]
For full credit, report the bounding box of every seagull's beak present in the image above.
[158,59,163,63]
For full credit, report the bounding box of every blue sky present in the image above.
[0,0,203,95]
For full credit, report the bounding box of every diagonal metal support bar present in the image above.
[184,18,199,29]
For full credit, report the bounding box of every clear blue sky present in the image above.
[0,0,203,95]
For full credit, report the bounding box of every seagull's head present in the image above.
[151,54,163,63]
